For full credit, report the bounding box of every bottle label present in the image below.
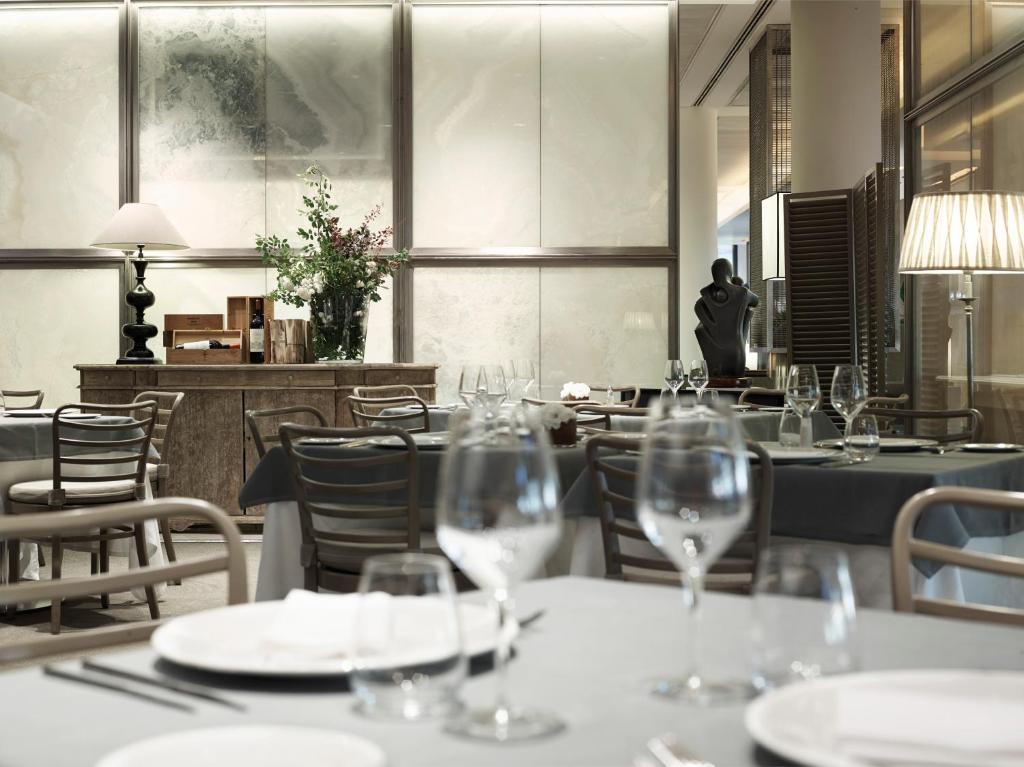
[250,328,264,348]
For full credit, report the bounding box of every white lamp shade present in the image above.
[91,203,188,251]
[899,191,1024,273]
[761,192,788,281]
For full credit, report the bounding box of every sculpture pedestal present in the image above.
[710,377,749,389]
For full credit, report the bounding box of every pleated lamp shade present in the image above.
[899,191,1024,273]
[91,203,188,251]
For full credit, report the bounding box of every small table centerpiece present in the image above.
[542,403,577,446]
[257,165,408,361]
[561,382,591,402]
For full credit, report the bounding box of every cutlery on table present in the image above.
[644,735,715,767]
[517,609,546,629]
[82,659,246,711]
[44,665,194,713]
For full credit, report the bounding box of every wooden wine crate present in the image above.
[162,313,223,348]
[166,329,245,365]
[226,296,274,362]
[269,319,314,363]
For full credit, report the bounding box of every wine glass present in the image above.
[509,360,537,401]
[688,359,710,401]
[478,365,509,416]
[830,364,867,429]
[437,407,564,741]
[636,400,753,704]
[458,365,483,408]
[785,365,821,447]
[664,360,685,398]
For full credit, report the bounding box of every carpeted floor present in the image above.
[0,535,262,669]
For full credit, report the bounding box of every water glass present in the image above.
[664,360,685,398]
[844,413,880,463]
[750,545,858,692]
[437,406,564,741]
[351,553,466,720]
[778,407,801,447]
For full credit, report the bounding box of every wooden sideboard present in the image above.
[76,363,438,523]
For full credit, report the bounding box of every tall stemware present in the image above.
[688,359,710,401]
[636,400,753,704]
[458,365,483,408]
[478,365,509,416]
[785,365,821,447]
[830,364,867,430]
[664,360,685,399]
[509,360,537,401]
[437,407,564,741]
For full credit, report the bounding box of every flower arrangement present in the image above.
[560,382,591,401]
[541,402,577,446]
[256,165,408,361]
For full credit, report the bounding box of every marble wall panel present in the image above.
[0,268,120,406]
[265,7,393,241]
[413,267,540,402]
[0,8,119,248]
[539,266,669,393]
[138,7,267,248]
[412,6,541,248]
[539,5,669,246]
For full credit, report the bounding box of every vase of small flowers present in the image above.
[256,165,408,361]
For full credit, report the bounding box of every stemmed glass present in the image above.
[478,365,509,416]
[458,365,483,408]
[830,364,867,430]
[636,400,753,704]
[437,407,564,741]
[664,360,685,399]
[688,359,710,401]
[509,360,537,402]
[785,365,822,447]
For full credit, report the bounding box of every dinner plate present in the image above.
[96,725,386,767]
[745,670,1024,767]
[365,432,449,450]
[762,444,835,464]
[151,599,502,677]
[2,409,58,418]
[815,436,938,452]
[960,442,1024,453]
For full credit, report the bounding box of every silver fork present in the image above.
[645,735,715,767]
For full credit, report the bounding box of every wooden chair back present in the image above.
[893,487,1024,626]
[133,391,184,485]
[0,498,247,662]
[584,436,772,592]
[279,424,421,593]
[1,389,44,410]
[999,389,1024,443]
[245,405,328,459]
[347,395,430,433]
[860,406,983,444]
[863,393,909,409]
[44,402,158,508]
[352,384,419,399]
[573,405,650,432]
[738,387,785,409]
[587,385,641,408]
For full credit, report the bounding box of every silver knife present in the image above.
[83,659,245,711]
[44,665,194,713]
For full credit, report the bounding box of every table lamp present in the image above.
[92,203,189,365]
[899,191,1024,409]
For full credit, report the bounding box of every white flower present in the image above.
[279,276,294,292]
[311,274,324,293]
[560,382,591,400]
[353,309,364,317]
[540,403,575,430]
[356,279,365,289]
[296,285,312,301]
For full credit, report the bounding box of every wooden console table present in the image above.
[76,363,438,522]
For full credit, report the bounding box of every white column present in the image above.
[678,106,718,364]
[791,0,881,192]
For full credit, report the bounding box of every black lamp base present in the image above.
[119,251,161,365]
[116,355,161,365]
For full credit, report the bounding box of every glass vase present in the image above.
[309,288,367,361]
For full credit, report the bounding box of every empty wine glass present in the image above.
[509,360,537,402]
[478,365,508,416]
[637,400,753,704]
[458,365,483,408]
[831,364,867,429]
[664,360,685,398]
[437,407,564,741]
[688,359,710,401]
[786,365,821,447]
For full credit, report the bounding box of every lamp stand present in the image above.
[957,271,976,411]
[117,245,159,365]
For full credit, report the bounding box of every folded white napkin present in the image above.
[834,677,1024,767]
[259,590,392,660]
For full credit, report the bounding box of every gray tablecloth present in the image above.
[3,577,1023,767]
[561,449,1024,576]
[0,414,149,463]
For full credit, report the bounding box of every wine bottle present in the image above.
[249,298,265,364]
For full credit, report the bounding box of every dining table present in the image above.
[2,576,1022,767]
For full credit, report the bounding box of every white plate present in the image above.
[365,432,449,450]
[2,408,57,418]
[745,670,1024,767]
[763,445,835,464]
[960,442,1024,453]
[815,436,937,452]
[96,725,386,767]
[151,599,502,677]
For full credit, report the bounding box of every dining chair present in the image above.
[998,389,1024,443]
[863,393,909,409]
[892,487,1024,626]
[245,405,329,459]
[860,406,983,444]
[352,384,419,399]
[737,387,786,409]
[584,436,773,592]
[133,391,185,583]
[521,397,601,408]
[585,385,641,408]
[5,402,159,633]
[0,498,247,663]
[573,406,650,432]
[1,389,44,410]
[279,423,424,593]
[347,395,430,434]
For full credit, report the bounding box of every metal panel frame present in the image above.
[1,0,680,365]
